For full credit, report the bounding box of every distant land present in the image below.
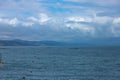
[0,38,120,46]
[0,39,65,46]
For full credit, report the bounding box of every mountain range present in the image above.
[0,38,120,46]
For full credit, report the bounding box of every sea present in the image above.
[0,46,120,80]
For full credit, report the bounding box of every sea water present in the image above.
[0,46,120,80]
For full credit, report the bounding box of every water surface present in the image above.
[0,46,120,80]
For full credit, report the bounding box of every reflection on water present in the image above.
[0,46,120,80]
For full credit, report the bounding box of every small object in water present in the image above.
[22,76,26,80]
[32,61,34,63]
[30,71,32,73]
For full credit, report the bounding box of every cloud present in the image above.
[0,32,12,39]
[28,17,38,22]
[66,23,95,35]
[22,22,34,27]
[0,13,51,27]
[64,15,120,37]
[0,17,35,27]
[113,17,120,24]
[65,16,95,35]
[97,10,120,17]
[66,17,92,23]
[9,18,19,26]
[0,17,19,26]
[0,14,119,38]
[93,16,113,24]
[111,17,120,37]
[0,0,42,10]
[38,13,50,24]
[111,25,120,37]
[27,13,50,25]
[0,0,120,41]
[64,0,120,6]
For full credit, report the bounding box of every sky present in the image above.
[0,0,120,42]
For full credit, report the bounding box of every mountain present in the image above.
[0,39,65,46]
[0,38,120,46]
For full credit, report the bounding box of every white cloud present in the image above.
[66,16,92,23]
[113,17,120,24]
[111,17,120,37]
[0,13,51,27]
[0,17,19,26]
[22,22,34,27]
[0,13,120,37]
[0,18,9,23]
[27,13,50,25]
[0,17,35,27]
[67,17,85,22]
[66,16,114,25]
[9,18,19,26]
[65,15,120,36]
[28,17,38,22]
[65,22,95,35]
[93,16,113,24]
[38,13,50,24]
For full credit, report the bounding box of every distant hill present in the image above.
[0,38,120,46]
[0,39,65,46]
